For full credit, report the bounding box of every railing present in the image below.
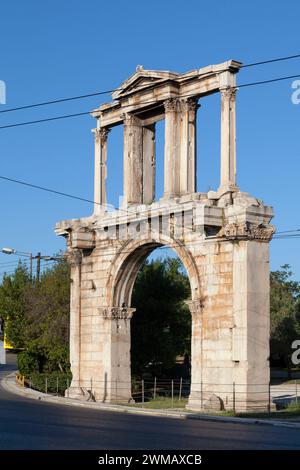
[15,372,25,387]
[17,374,300,412]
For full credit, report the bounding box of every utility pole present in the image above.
[1,248,62,282]
[29,253,33,281]
[36,252,41,283]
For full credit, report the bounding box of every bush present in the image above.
[18,350,41,376]
[17,343,70,376]
[28,372,72,396]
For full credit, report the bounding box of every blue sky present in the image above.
[0,0,299,278]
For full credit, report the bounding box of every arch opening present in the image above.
[108,240,197,404]
[109,238,200,308]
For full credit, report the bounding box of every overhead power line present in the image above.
[0,174,299,246]
[0,53,299,116]
[0,111,91,129]
[0,174,99,206]
[275,229,300,235]
[0,89,117,115]
[1,70,300,131]
[238,72,300,88]
[241,53,300,69]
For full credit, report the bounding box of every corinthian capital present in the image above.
[66,248,82,267]
[164,98,180,113]
[186,299,204,317]
[220,86,237,101]
[93,127,110,142]
[180,98,200,112]
[121,113,141,126]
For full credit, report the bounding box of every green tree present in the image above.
[20,259,70,373]
[131,257,191,379]
[270,264,300,373]
[0,262,30,348]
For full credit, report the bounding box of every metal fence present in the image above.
[18,374,300,412]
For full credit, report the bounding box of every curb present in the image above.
[2,372,300,429]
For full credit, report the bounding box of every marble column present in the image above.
[219,87,237,193]
[142,124,155,204]
[123,114,143,205]
[93,127,109,214]
[179,98,199,195]
[163,98,181,198]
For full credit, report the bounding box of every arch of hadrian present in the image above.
[56,60,275,411]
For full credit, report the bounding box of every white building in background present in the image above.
[0,341,5,364]
[0,318,6,364]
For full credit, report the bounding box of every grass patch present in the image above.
[131,397,188,409]
[130,397,300,419]
[233,402,300,420]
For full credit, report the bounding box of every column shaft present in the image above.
[142,124,155,204]
[163,99,181,198]
[123,114,143,205]
[219,87,237,192]
[180,99,198,194]
[93,128,109,214]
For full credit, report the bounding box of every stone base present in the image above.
[65,386,86,400]
[217,184,239,197]
[65,386,133,404]
[187,393,204,412]
[187,393,271,413]
[187,395,225,412]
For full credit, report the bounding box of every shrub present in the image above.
[18,350,41,376]
[28,371,72,396]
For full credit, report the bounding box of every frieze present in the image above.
[220,222,275,241]
[99,306,136,320]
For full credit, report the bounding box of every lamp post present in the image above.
[1,247,62,281]
[2,247,33,280]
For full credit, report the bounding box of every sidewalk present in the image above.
[2,372,300,430]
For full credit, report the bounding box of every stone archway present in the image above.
[90,236,200,405]
[107,236,200,307]
[56,61,275,411]
[105,237,199,403]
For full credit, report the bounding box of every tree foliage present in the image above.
[270,264,300,370]
[0,262,30,348]
[131,257,191,378]
[0,258,70,374]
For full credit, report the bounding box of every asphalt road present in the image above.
[0,354,300,450]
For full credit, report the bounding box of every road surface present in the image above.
[0,354,299,450]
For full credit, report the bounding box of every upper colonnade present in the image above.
[91,60,242,214]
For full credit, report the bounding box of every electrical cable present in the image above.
[0,52,300,116]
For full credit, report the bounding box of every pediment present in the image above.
[112,68,179,100]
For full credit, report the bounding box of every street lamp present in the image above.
[2,247,33,279]
[1,247,62,281]
[2,247,16,255]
